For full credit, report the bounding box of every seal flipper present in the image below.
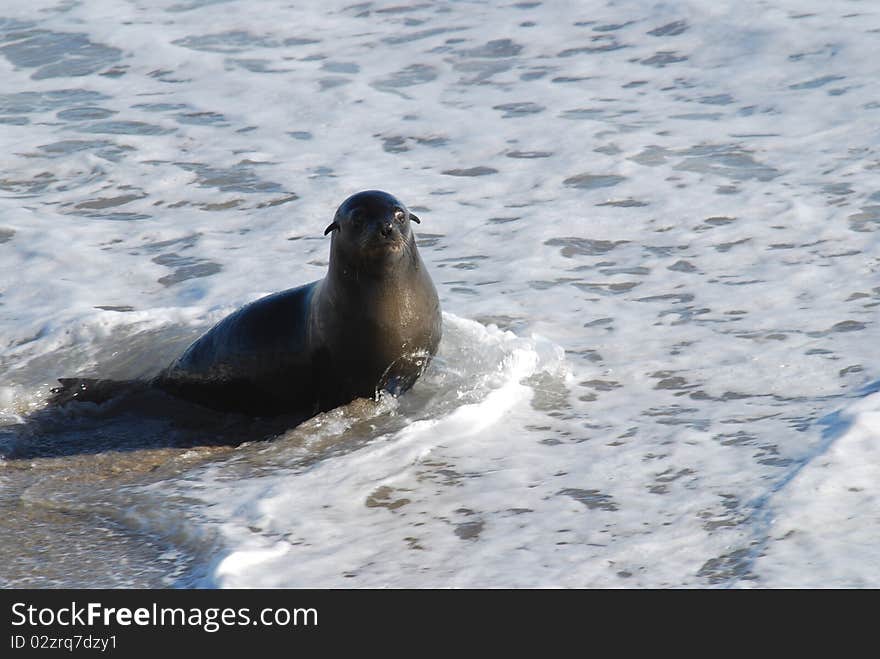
[49,378,142,406]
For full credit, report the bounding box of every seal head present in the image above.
[324,190,421,272]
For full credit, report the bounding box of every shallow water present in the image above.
[1,0,878,588]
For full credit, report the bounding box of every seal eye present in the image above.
[394,209,406,223]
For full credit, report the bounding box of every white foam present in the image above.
[199,315,568,587]
[753,391,880,588]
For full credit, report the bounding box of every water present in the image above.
[1,0,878,588]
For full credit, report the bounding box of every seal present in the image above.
[151,190,442,417]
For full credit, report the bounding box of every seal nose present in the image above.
[380,221,394,237]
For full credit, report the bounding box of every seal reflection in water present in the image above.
[153,190,442,417]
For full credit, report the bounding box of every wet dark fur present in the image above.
[143,190,442,417]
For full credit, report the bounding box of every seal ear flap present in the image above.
[324,221,339,236]
[409,213,421,224]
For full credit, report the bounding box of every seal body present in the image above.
[153,190,441,417]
